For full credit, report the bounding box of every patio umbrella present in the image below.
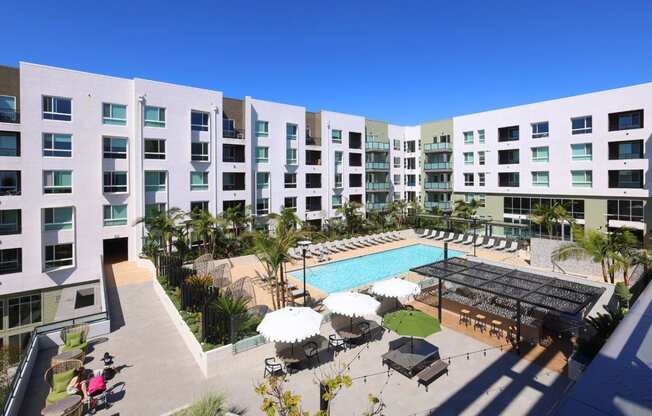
[323,292,380,330]
[370,278,421,308]
[257,307,323,352]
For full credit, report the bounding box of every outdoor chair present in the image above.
[462,235,474,245]
[433,231,446,240]
[60,323,89,360]
[345,240,358,250]
[336,241,349,251]
[303,341,320,366]
[453,234,465,244]
[45,359,83,405]
[505,241,518,252]
[328,334,346,353]
[385,233,399,241]
[326,243,341,253]
[352,239,366,248]
[443,233,455,242]
[264,357,284,378]
[418,229,431,238]
[358,321,371,344]
[494,240,507,250]
[416,360,449,391]
[473,237,485,247]
[483,238,495,249]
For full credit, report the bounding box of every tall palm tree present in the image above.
[336,200,364,235]
[222,204,253,238]
[388,200,408,227]
[453,199,480,219]
[135,207,186,255]
[189,209,219,254]
[529,202,574,239]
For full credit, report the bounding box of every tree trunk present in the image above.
[601,260,609,283]
[623,264,630,287]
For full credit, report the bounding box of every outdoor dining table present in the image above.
[382,339,440,377]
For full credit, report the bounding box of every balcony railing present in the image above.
[424,162,452,171]
[223,128,244,139]
[367,202,389,210]
[425,201,452,210]
[365,141,390,151]
[424,142,452,152]
[366,182,391,190]
[365,162,390,170]
[424,182,452,190]
[0,110,19,123]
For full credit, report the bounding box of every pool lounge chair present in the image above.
[391,232,403,240]
[370,235,386,244]
[352,239,366,248]
[326,243,341,253]
[462,235,475,245]
[418,229,432,238]
[453,234,465,244]
[434,231,446,240]
[344,240,358,250]
[505,241,519,253]
[483,238,495,249]
[358,238,374,247]
[426,230,440,240]
[473,237,485,247]
[386,232,400,241]
[310,246,323,257]
[289,249,303,260]
[336,241,349,251]
[494,240,507,250]
[443,233,455,242]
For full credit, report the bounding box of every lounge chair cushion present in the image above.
[65,332,82,348]
[62,340,86,353]
[47,389,70,404]
[53,368,76,393]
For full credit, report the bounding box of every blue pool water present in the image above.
[290,244,463,293]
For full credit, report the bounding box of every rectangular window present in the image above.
[498,126,519,142]
[532,171,550,187]
[464,152,474,165]
[478,172,485,187]
[478,129,485,144]
[531,146,549,162]
[8,294,40,328]
[334,151,343,166]
[103,171,128,193]
[531,121,549,138]
[0,171,20,195]
[0,96,17,122]
[256,172,270,189]
[74,289,95,309]
[145,203,166,218]
[0,248,21,275]
[286,148,298,165]
[43,207,73,230]
[393,174,401,185]
[42,96,72,121]
[498,149,520,165]
[190,201,209,212]
[0,132,20,156]
[190,171,209,191]
[571,170,593,187]
[255,120,269,137]
[609,170,643,189]
[283,123,298,141]
[103,205,127,226]
[332,194,342,208]
[498,172,520,187]
[393,139,401,150]
[306,173,321,189]
[144,106,166,127]
[191,142,209,162]
[609,110,643,131]
[284,197,297,211]
[43,170,72,194]
[463,131,474,144]
[393,157,401,168]
[256,146,269,163]
[335,173,343,188]
[571,116,592,134]
[45,243,74,270]
[464,173,474,186]
[256,198,269,215]
[42,133,72,157]
[609,140,644,160]
[191,110,209,131]
[284,173,296,188]
[144,139,165,159]
[478,151,485,165]
[223,144,245,162]
[571,143,592,161]
[103,137,127,159]
[145,171,167,191]
[607,200,644,222]
[332,129,342,143]
[0,209,20,235]
[102,103,127,125]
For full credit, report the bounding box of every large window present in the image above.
[464,173,474,186]
[607,200,644,222]
[145,171,167,191]
[191,110,209,131]
[609,170,643,189]
[0,209,20,235]
[144,139,166,159]
[463,131,473,144]
[45,243,74,270]
[286,123,298,140]
[571,143,592,161]
[191,142,209,162]
[256,172,270,189]
[103,137,127,159]
[102,103,127,125]
[0,96,17,122]
[42,133,72,157]
[0,171,20,195]
[0,132,20,156]
[284,173,296,189]
[103,205,127,226]
[223,144,245,162]
[103,171,128,193]
[332,129,342,143]
[256,146,269,163]
[571,116,592,135]
[0,248,21,275]
[223,173,245,191]
[255,120,269,137]
[284,197,297,212]
[609,109,643,131]
[498,126,519,142]
[190,171,209,191]
[463,152,474,165]
[144,106,166,128]
[532,171,549,187]
[43,207,73,230]
[145,203,166,218]
[571,170,592,187]
[531,146,549,162]
[286,148,298,165]
[8,294,40,328]
[498,149,519,165]
[609,140,643,160]
[42,96,71,121]
[190,201,209,212]
[504,196,585,238]
[498,172,520,187]
[43,170,72,194]
[531,121,549,138]
[256,198,269,215]
[306,173,321,189]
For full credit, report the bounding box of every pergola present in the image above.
[411,257,604,352]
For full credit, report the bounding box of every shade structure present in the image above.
[323,292,380,318]
[370,278,421,299]
[256,307,323,343]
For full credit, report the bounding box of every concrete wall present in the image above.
[530,237,604,278]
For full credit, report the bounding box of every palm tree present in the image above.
[453,199,480,219]
[529,202,574,239]
[388,200,408,227]
[135,207,186,255]
[222,204,253,238]
[336,200,364,235]
[189,209,219,254]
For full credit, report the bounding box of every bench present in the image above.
[416,360,449,391]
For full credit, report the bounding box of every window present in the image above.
[531,146,549,162]
[256,198,269,215]
[45,243,74,270]
[478,151,485,165]
[306,196,322,211]
[332,194,342,208]
[463,131,473,144]
[144,139,165,159]
[478,129,485,144]
[43,170,72,194]
[286,148,298,165]
[571,116,592,134]
[255,120,269,137]
[306,173,321,188]
[43,207,73,230]
[464,173,474,186]
[609,110,643,131]
[306,150,321,165]
[349,174,362,187]
[571,170,592,187]
[0,132,20,156]
[464,152,474,165]
[332,129,342,143]
[42,96,71,121]
[334,151,343,166]
[256,172,270,189]
[335,173,343,188]
[607,200,644,222]
[8,294,40,328]
[145,203,166,218]
[145,171,166,191]
[74,289,95,309]
[103,137,127,159]
[144,106,166,127]
[571,143,592,161]
[0,248,21,275]
[478,172,485,187]
[223,144,245,162]
[0,210,20,235]
[284,173,296,188]
[191,142,209,162]
[285,123,298,140]
[465,193,486,207]
[349,153,362,166]
[505,197,585,220]
[102,103,127,125]
[103,205,127,226]
[531,121,549,138]
[190,201,209,212]
[256,146,269,163]
[191,111,209,131]
[532,171,549,187]
[498,172,520,187]
[394,174,401,185]
[0,96,17,122]
[393,139,401,150]
[498,126,519,142]
[223,173,245,191]
[393,157,401,168]
[498,149,520,165]
[42,133,72,158]
[284,197,297,211]
[609,140,643,160]
[103,171,127,193]
[190,171,209,191]
[609,170,643,189]
[0,171,20,195]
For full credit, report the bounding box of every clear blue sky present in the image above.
[4,0,652,124]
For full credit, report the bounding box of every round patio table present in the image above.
[51,348,84,366]
[41,394,82,416]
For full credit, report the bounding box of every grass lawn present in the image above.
[383,309,441,337]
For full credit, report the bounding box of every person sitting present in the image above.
[67,367,89,401]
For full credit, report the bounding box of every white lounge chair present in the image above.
[326,243,341,253]
[374,234,389,243]
[352,239,366,248]
[433,231,446,240]
[494,240,507,250]
[359,238,374,247]
[418,229,431,238]
[378,234,393,242]
[505,241,518,253]
[443,233,455,242]
[462,235,474,245]
[309,246,323,257]
[336,241,349,251]
[387,232,400,241]
[453,234,465,244]
[473,237,485,247]
[483,238,495,249]
[344,240,358,250]
[393,232,404,240]
[289,248,303,260]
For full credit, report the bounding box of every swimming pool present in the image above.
[290,244,463,293]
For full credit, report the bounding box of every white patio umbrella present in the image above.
[257,307,323,351]
[370,278,421,308]
[323,292,380,330]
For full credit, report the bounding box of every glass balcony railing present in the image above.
[365,162,390,170]
[424,182,452,190]
[425,201,451,210]
[365,141,390,151]
[423,142,452,152]
[367,202,389,210]
[365,182,391,190]
[424,162,452,170]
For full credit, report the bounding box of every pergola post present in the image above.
[516,300,522,355]
[437,277,442,322]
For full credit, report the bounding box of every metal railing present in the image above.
[424,162,452,170]
[0,110,19,123]
[424,182,452,190]
[365,141,390,151]
[223,128,244,139]
[425,201,452,210]
[366,182,391,190]
[365,162,390,170]
[423,142,452,152]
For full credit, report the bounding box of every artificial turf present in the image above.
[383,309,441,337]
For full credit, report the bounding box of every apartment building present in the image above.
[452,83,652,240]
[420,119,454,211]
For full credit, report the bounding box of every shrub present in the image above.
[174,392,226,416]
[615,282,633,309]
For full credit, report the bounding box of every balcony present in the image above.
[365,162,390,171]
[425,182,452,190]
[367,202,389,210]
[223,128,244,139]
[424,162,452,171]
[365,141,390,151]
[425,201,451,210]
[0,110,19,124]
[366,182,391,191]
[424,142,452,152]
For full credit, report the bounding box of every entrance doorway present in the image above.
[103,237,128,263]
